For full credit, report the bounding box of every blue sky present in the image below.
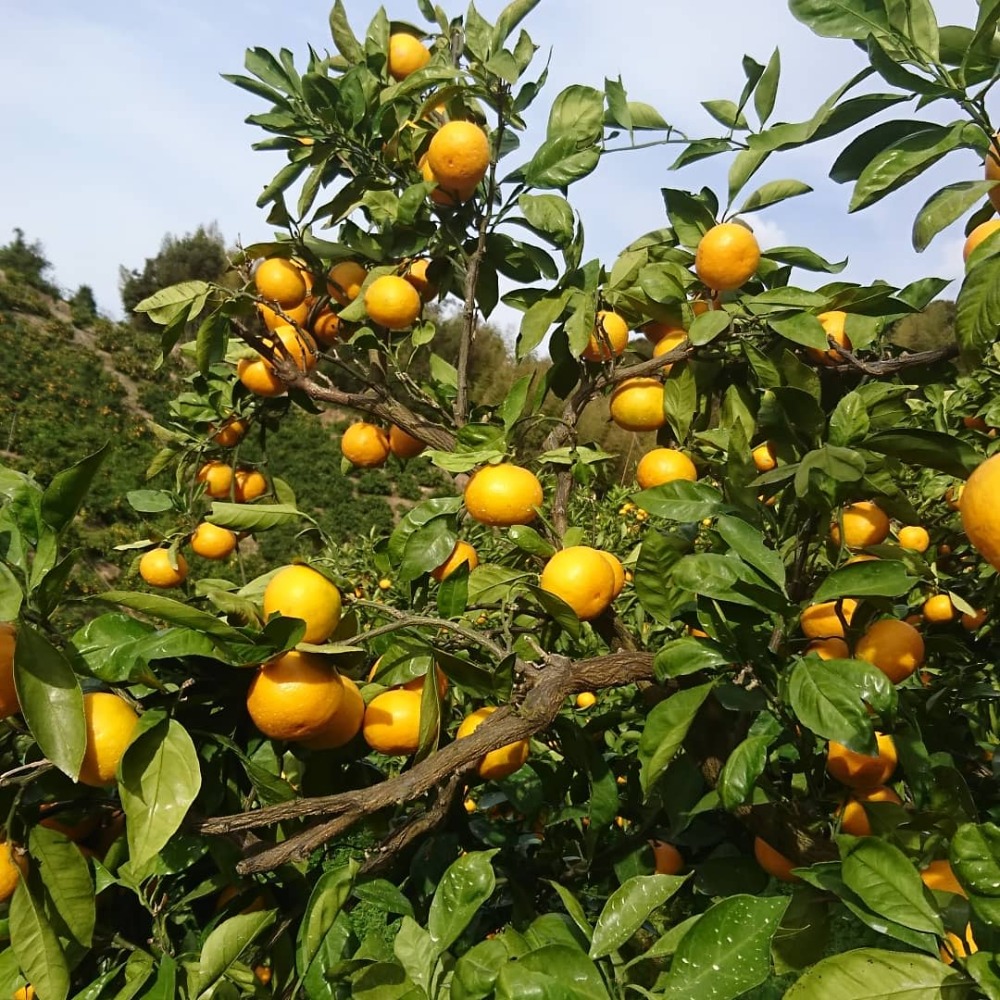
[0,0,985,330]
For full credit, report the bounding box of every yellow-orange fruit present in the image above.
[963,219,1000,262]
[636,448,697,490]
[138,549,188,589]
[652,329,688,373]
[388,424,426,459]
[341,423,391,468]
[576,692,597,710]
[78,692,140,788]
[464,464,543,526]
[921,859,966,897]
[826,733,897,789]
[805,637,850,660]
[582,311,629,361]
[898,526,930,552]
[837,785,902,836]
[456,706,529,781]
[922,594,955,623]
[234,468,268,503]
[262,565,342,644]
[427,121,491,198]
[752,442,778,473]
[854,618,925,684]
[212,418,249,447]
[695,223,761,291]
[246,650,344,742]
[327,261,367,305]
[540,546,617,621]
[808,311,852,365]
[302,677,365,750]
[190,522,238,560]
[364,275,422,330]
[254,258,307,309]
[388,33,430,81]
[800,599,857,638]
[609,378,665,432]
[0,623,19,719]
[754,837,800,882]
[362,688,423,755]
[597,550,625,599]
[431,540,478,581]
[0,840,21,902]
[197,461,234,499]
[830,501,890,548]
[650,840,683,875]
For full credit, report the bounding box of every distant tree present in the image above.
[0,228,59,296]
[890,299,957,352]
[119,224,229,326]
[69,284,98,327]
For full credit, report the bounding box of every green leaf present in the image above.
[428,851,498,956]
[196,910,275,997]
[687,309,730,346]
[28,826,95,949]
[639,683,714,796]
[718,735,773,810]
[352,877,414,918]
[828,391,870,447]
[0,562,22,620]
[840,838,944,935]
[547,880,593,942]
[297,862,358,980]
[495,945,607,999]
[957,252,1000,364]
[546,85,604,144]
[865,429,980,479]
[662,188,717,247]
[498,374,533,431]
[663,364,697,443]
[119,719,202,870]
[96,592,248,643]
[634,530,690,624]
[739,179,812,214]
[133,280,210,325]
[913,181,999,252]
[951,822,1000,898]
[524,136,600,189]
[814,561,914,601]
[207,503,303,532]
[754,48,780,124]
[493,0,541,47]
[398,518,456,583]
[41,444,110,534]
[518,194,575,247]
[784,947,969,998]
[13,625,85,781]
[787,0,892,40]
[715,515,786,592]
[10,879,69,1000]
[769,312,830,350]
[589,875,686,958]
[654,637,730,680]
[702,99,748,130]
[655,895,789,1000]
[632,481,726,522]
[125,490,174,514]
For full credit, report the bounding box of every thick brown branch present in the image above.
[829,343,958,374]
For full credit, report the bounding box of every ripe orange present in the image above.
[388,33,430,81]
[923,594,955,623]
[456,706,529,780]
[962,608,988,631]
[963,415,990,432]
[898,526,930,552]
[13,985,34,1000]
[327,261,367,305]
[246,651,345,742]
[650,840,684,875]
[960,453,1000,569]
[651,329,688,373]
[254,258,307,308]
[540,546,617,621]
[197,460,234,499]
[404,259,437,300]
[212,418,248,448]
[401,665,449,699]
[427,121,491,200]
[268,324,317,373]
[597,550,625,598]
[421,154,469,206]
[576,692,597,710]
[388,424,426,459]
[830,501,890,548]
[582,311,629,362]
[237,357,284,397]
[854,618,925,684]
[364,275,422,330]
[636,448,697,490]
[921,859,966,897]
[838,785,902,836]
[800,599,857,639]
[609,378,665,432]
[752,442,777,473]
[464,464,543,526]
[642,320,685,345]
[311,307,341,345]
[963,220,1000,262]
[694,223,761,291]
[38,805,98,842]
[808,311,852,365]
[754,837,800,882]
[79,692,140,787]
[190,523,237,560]
[0,840,20,902]
[341,423,391,468]
[258,299,310,332]
[139,548,188,589]
[263,565,342,644]
[986,135,1000,212]
[0,623,18,719]
[234,468,268,503]
[432,540,478,581]
[363,688,423,755]
[941,925,978,965]
[805,637,850,660]
[826,733,897,789]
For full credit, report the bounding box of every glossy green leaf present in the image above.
[913,181,998,252]
[956,252,1000,364]
[452,937,509,1000]
[10,879,69,1000]
[739,179,812,214]
[632,480,726,521]
[716,515,786,591]
[813,561,914,601]
[196,910,275,997]
[297,862,358,979]
[40,444,110,534]
[788,0,892,39]
[428,850,498,956]
[687,309,730,346]
[718,735,773,810]
[524,136,600,188]
[639,683,714,795]
[589,875,686,958]
[788,658,879,753]
[495,945,607,999]
[865,429,980,479]
[28,826,95,949]
[951,822,1000,897]
[654,637,730,680]
[754,48,780,124]
[206,502,302,532]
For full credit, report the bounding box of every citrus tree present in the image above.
[6,1,1000,997]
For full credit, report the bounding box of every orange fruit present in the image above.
[960,454,1000,570]
[754,837,800,882]
[388,33,430,81]
[581,311,629,362]
[212,418,248,448]
[752,442,777,473]
[636,448,697,490]
[341,423,391,467]
[464,464,543,526]
[404,259,437,300]
[0,623,18,719]
[301,677,365,750]
[830,501,890,548]
[197,460,235,499]
[805,637,850,660]
[921,859,966,898]
[427,121,491,200]
[826,733,897,789]
[838,785,902,836]
[855,618,925,684]
[327,261,367,305]
[237,357,284,397]
[652,329,688,373]
[800,599,857,639]
[388,424,426,459]
[401,665,449,699]
[694,223,761,291]
[576,692,597,710]
[963,219,1000,262]
[597,550,625,599]
[609,377,665,432]
[540,546,617,621]
[420,153,470,206]
[650,840,684,875]
[234,468,268,503]
[0,840,20,902]
[962,608,988,631]
[364,275,422,330]
[898,526,930,552]
[431,540,478,581]
[254,258,307,309]
[642,320,685,345]
[923,594,955,623]
[215,883,267,914]
[38,805,99,842]
[258,299,309,332]
[254,967,273,987]
[941,925,978,965]
[13,985,34,1000]
[263,565,342,644]
[247,651,345,742]
[78,692,140,787]
[190,523,237,560]
[808,311,852,365]
[986,135,1000,212]
[456,706,529,780]
[963,415,990,432]
[268,324,317,373]
[363,688,423,755]
[139,548,188,589]
[311,307,341,344]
